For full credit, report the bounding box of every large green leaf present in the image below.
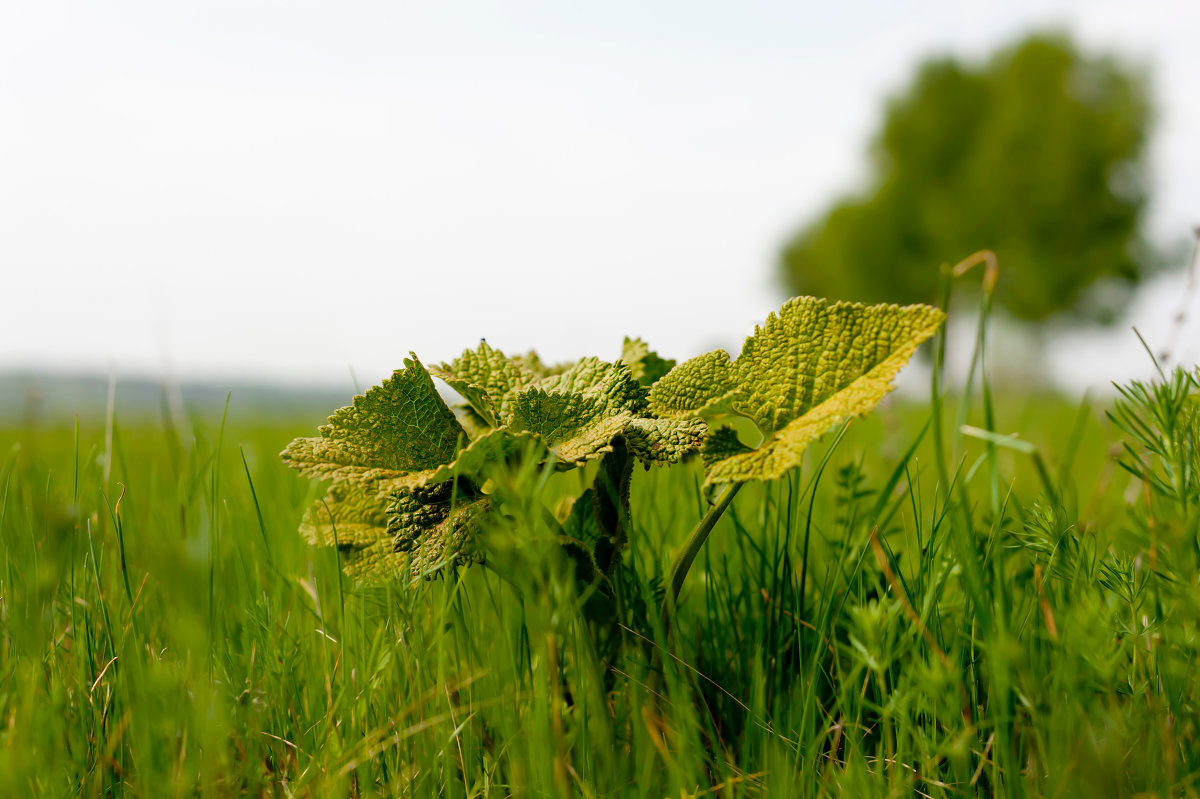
[281,354,466,489]
[650,297,944,486]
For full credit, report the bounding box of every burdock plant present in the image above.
[281,296,943,625]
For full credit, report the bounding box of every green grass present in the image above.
[2,353,1199,796]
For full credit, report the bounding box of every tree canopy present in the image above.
[780,33,1154,323]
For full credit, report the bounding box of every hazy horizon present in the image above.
[5,1,1198,394]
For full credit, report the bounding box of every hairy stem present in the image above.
[662,481,744,619]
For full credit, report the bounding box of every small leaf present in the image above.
[536,357,644,405]
[453,403,494,440]
[621,337,677,386]
[425,428,542,482]
[622,417,710,465]
[560,488,602,546]
[561,487,604,581]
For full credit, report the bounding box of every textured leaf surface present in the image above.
[536,357,639,402]
[651,297,944,486]
[649,350,737,418]
[387,482,491,579]
[703,371,885,485]
[281,355,466,489]
[431,342,540,426]
[508,359,705,466]
[721,297,943,435]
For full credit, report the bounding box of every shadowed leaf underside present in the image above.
[297,480,491,582]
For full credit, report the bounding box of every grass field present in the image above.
[3,337,1199,796]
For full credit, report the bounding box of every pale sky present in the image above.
[3,1,1198,393]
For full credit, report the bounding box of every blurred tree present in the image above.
[781,33,1155,323]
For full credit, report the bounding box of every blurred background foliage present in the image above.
[781,32,1158,324]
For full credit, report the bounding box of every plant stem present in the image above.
[593,438,633,576]
[662,482,744,619]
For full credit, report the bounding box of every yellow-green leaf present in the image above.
[651,297,944,487]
